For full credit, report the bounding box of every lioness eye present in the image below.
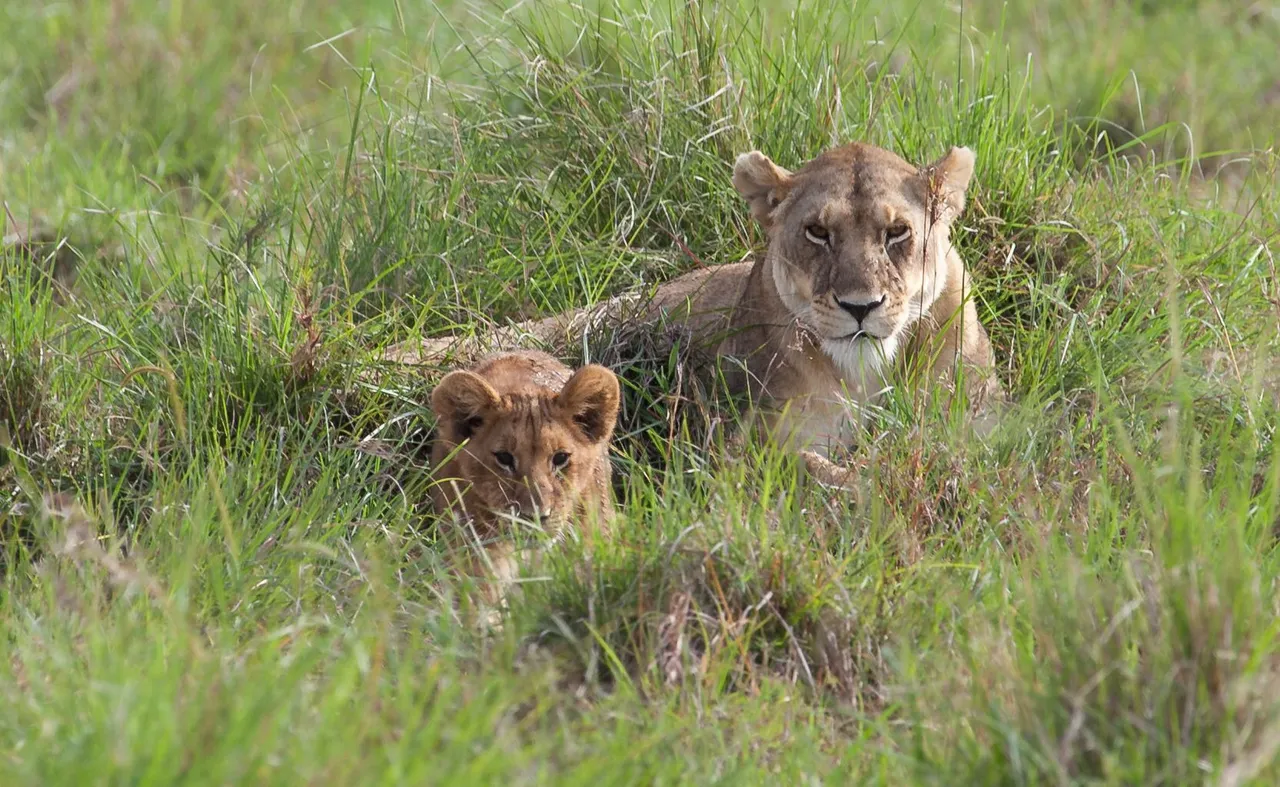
[552,451,570,470]
[885,224,911,249]
[804,224,829,246]
[493,451,516,471]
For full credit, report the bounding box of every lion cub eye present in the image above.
[804,224,830,247]
[551,451,571,470]
[885,224,911,250]
[493,451,516,472]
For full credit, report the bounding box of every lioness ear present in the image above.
[733,150,794,231]
[557,365,620,444]
[431,370,502,441]
[922,146,976,220]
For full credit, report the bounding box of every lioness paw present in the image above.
[798,449,862,496]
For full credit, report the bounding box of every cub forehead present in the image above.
[488,395,582,449]
[472,350,572,395]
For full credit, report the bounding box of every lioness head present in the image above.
[430,358,620,535]
[733,142,976,374]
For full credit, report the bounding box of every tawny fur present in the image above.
[429,350,620,607]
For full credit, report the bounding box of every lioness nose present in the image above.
[836,296,885,323]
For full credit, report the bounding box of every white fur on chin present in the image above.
[821,332,900,391]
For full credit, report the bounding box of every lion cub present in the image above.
[428,350,621,608]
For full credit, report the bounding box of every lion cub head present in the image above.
[429,351,621,539]
[732,142,976,374]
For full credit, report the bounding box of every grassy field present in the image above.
[3,0,1280,783]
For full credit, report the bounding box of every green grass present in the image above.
[3,0,1280,783]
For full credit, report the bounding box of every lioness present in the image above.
[398,142,1000,475]
[429,350,620,606]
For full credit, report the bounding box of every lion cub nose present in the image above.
[836,295,885,323]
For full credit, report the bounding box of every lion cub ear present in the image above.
[557,365,620,444]
[922,146,976,220]
[733,151,795,231]
[431,370,502,440]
